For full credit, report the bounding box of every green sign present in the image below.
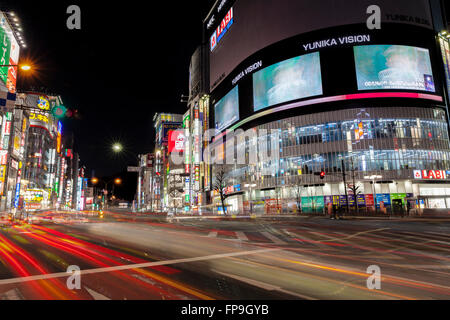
[301,196,325,213]
[51,105,67,118]
[0,19,12,85]
[391,193,407,205]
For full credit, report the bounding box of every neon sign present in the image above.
[37,96,50,110]
[30,112,49,123]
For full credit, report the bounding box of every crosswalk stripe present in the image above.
[261,231,287,245]
[235,231,248,241]
[208,231,218,238]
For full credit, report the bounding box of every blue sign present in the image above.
[376,194,391,209]
[14,183,21,208]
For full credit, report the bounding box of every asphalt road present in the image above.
[0,210,449,300]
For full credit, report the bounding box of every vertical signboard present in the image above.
[439,36,450,102]
[0,12,20,93]
[56,121,62,154]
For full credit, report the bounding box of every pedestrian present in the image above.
[331,204,337,220]
[406,201,411,217]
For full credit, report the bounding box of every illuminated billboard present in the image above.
[354,45,435,92]
[253,53,322,112]
[210,7,233,52]
[214,85,239,132]
[168,130,186,154]
[0,12,20,93]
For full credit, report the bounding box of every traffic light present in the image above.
[320,170,326,180]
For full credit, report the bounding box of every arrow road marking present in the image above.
[85,286,111,300]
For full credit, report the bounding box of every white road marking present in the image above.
[235,231,248,241]
[85,286,111,300]
[317,228,390,242]
[0,248,281,286]
[261,232,287,245]
[213,270,316,300]
[2,289,23,300]
[426,231,450,238]
[208,231,218,238]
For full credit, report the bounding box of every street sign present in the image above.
[127,166,140,172]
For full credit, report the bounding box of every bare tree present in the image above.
[213,165,230,215]
[347,157,362,213]
[294,184,304,214]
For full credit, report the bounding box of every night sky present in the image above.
[1,0,212,199]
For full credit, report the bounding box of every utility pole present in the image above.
[342,159,350,214]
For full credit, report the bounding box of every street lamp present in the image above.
[112,143,123,153]
[0,64,32,71]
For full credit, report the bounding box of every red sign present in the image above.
[414,170,446,180]
[210,7,234,51]
[365,194,375,207]
[168,130,185,153]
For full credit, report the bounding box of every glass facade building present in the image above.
[220,105,450,214]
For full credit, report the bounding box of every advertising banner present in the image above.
[0,12,20,93]
[376,193,391,208]
[356,194,366,208]
[168,130,186,154]
[439,37,450,101]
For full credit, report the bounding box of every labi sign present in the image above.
[414,170,448,180]
[303,34,371,52]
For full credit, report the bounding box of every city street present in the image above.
[1,211,449,300]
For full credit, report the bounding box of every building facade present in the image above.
[152,113,183,211]
[202,0,450,214]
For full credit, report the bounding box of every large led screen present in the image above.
[253,52,323,112]
[354,45,435,92]
[215,86,239,132]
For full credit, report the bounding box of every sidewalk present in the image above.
[165,213,450,222]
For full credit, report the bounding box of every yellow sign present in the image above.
[14,136,20,151]
[30,113,49,123]
[37,96,50,110]
[0,165,6,182]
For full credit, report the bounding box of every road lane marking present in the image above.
[212,270,316,300]
[2,289,23,300]
[85,287,111,300]
[270,255,450,294]
[261,232,287,245]
[235,232,248,241]
[315,228,390,242]
[208,231,218,238]
[0,248,281,286]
